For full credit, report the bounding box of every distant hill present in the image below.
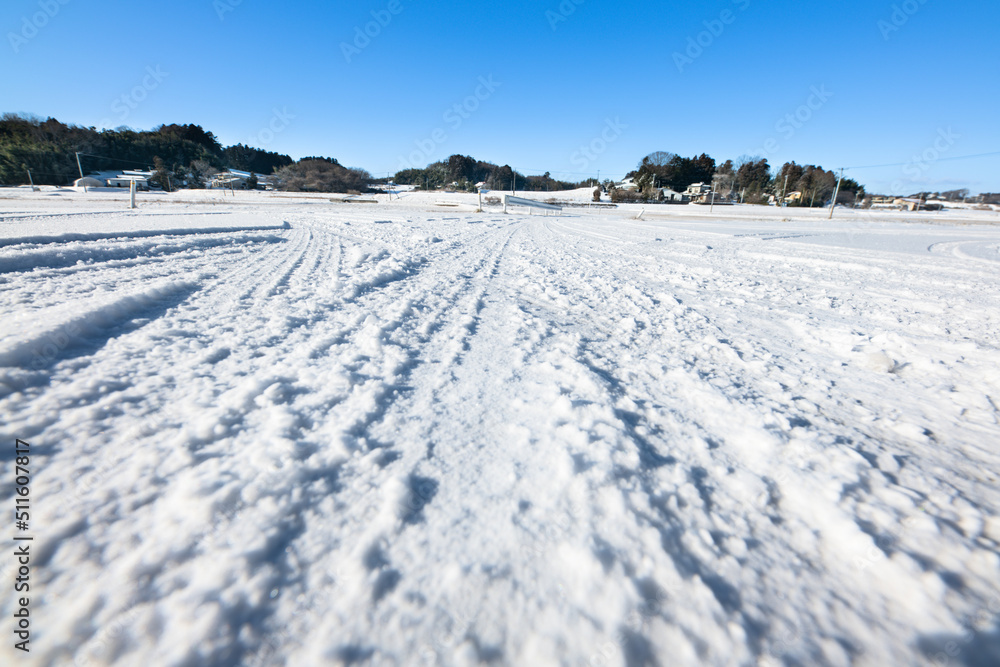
[0,114,292,187]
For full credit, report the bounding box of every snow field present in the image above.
[0,193,999,666]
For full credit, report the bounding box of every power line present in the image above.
[512,167,603,177]
[843,150,1000,171]
[8,169,78,178]
[77,153,155,168]
[374,167,605,179]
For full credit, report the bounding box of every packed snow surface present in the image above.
[2,188,1000,666]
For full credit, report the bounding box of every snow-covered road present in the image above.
[2,194,999,666]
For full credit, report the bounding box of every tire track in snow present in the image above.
[14,216,536,665]
[519,213,1000,665]
[295,219,733,663]
[255,222,538,662]
[0,222,396,665]
[6,206,999,666]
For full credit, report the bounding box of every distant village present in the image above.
[608,177,971,210]
[614,179,732,205]
[75,169,275,192]
[70,168,988,213]
[5,116,996,211]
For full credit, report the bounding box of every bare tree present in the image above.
[641,151,676,169]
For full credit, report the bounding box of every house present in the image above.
[784,191,803,204]
[895,198,943,212]
[210,172,245,189]
[106,170,152,190]
[684,182,721,204]
[617,177,638,191]
[210,170,273,190]
[656,187,687,203]
[684,182,729,204]
[693,192,733,205]
[685,182,712,197]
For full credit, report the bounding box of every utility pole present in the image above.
[828,168,844,219]
[75,152,85,180]
[26,168,37,192]
[781,174,789,205]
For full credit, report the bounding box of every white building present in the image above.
[210,170,273,190]
[106,170,153,190]
[684,182,712,196]
[658,188,686,202]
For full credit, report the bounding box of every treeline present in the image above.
[629,151,717,192]
[3,114,891,202]
[773,161,864,207]
[275,157,371,194]
[0,114,293,187]
[618,151,865,206]
[393,154,594,192]
[224,144,294,175]
[910,189,990,203]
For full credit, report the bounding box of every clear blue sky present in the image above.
[3,0,998,194]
